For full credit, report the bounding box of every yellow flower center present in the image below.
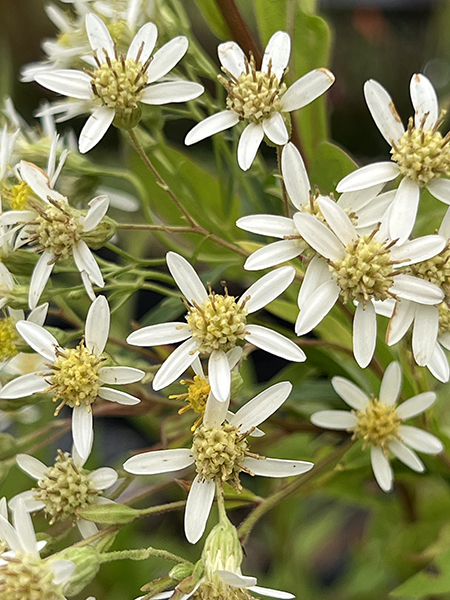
[33,450,100,525]
[186,292,248,354]
[329,235,395,304]
[0,317,18,361]
[439,302,450,334]
[219,54,286,123]
[391,117,450,185]
[8,181,32,210]
[170,374,211,431]
[409,247,450,296]
[33,202,82,262]
[107,19,129,44]
[0,552,66,600]
[193,584,254,600]
[353,397,401,450]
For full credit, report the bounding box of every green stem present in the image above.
[99,547,190,565]
[136,500,186,517]
[215,480,228,523]
[117,223,195,232]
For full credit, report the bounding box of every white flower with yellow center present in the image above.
[311,362,443,492]
[185,33,334,171]
[127,252,306,403]
[337,74,450,244]
[124,381,313,544]
[0,295,144,459]
[293,195,445,367]
[34,13,204,153]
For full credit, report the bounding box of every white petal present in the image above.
[28,253,55,310]
[18,161,61,203]
[77,519,99,539]
[12,499,38,555]
[226,347,243,370]
[16,321,58,362]
[370,447,393,492]
[244,324,306,362]
[34,70,92,100]
[28,304,48,327]
[85,295,109,355]
[237,215,297,239]
[127,322,191,346]
[184,475,215,544]
[81,195,110,232]
[427,342,449,383]
[244,240,302,271]
[337,183,385,212]
[16,454,47,480]
[243,456,313,477]
[336,162,400,193]
[389,440,425,472]
[353,301,377,368]
[141,81,204,105]
[208,350,230,403]
[281,68,335,112]
[262,31,291,78]
[295,279,340,335]
[439,332,450,351]
[311,410,357,430]
[78,107,115,154]
[413,304,439,366]
[0,373,48,399]
[98,387,140,405]
[248,585,295,599]
[123,448,193,475]
[229,381,292,432]
[73,240,104,286]
[293,212,344,260]
[389,177,420,244]
[399,425,443,454]
[390,274,444,305]
[218,41,246,78]
[386,299,415,346]
[439,205,450,237]
[281,142,310,210]
[152,338,199,390]
[89,467,118,490]
[185,110,239,145]
[99,366,144,384]
[428,178,450,204]
[0,514,21,553]
[243,266,295,313]
[410,73,438,130]
[146,36,188,82]
[49,558,76,585]
[396,392,436,420]
[127,22,158,63]
[262,112,288,145]
[238,123,264,171]
[317,196,357,246]
[379,361,402,406]
[204,392,229,429]
[9,491,45,513]
[298,256,332,308]
[85,13,115,63]
[331,377,370,410]
[72,406,93,461]
[354,190,396,228]
[391,235,445,266]
[363,79,404,145]
[166,252,207,305]
[216,570,257,588]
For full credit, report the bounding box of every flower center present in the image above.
[0,552,66,600]
[391,117,450,185]
[438,302,450,334]
[329,235,395,304]
[33,450,100,525]
[8,181,32,210]
[0,316,18,362]
[46,341,103,415]
[219,54,286,123]
[353,398,401,450]
[170,374,211,431]
[192,424,250,490]
[408,247,450,297]
[193,584,253,600]
[186,292,248,354]
[33,202,82,262]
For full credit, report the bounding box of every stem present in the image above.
[117,224,195,232]
[277,146,290,217]
[216,480,228,523]
[99,547,190,565]
[214,0,262,63]
[137,500,186,517]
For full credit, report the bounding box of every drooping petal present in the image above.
[336,162,400,193]
[427,342,449,383]
[399,425,443,454]
[73,240,104,287]
[428,178,450,204]
[389,440,425,472]
[244,324,306,362]
[184,476,215,544]
[85,295,110,355]
[123,448,193,475]
[281,142,311,210]
[16,454,47,480]
[248,585,295,599]
[386,299,415,346]
[237,214,297,238]
[297,256,332,308]
[396,392,436,420]
[85,13,115,63]
[204,392,229,429]
[370,447,393,492]
[34,70,92,100]
[166,252,207,305]
[244,240,303,271]
[98,387,141,405]
[126,322,191,347]
[390,274,444,305]
[237,123,264,171]
[363,79,404,145]
[293,212,344,260]
[388,177,420,244]
[78,106,115,154]
[98,366,145,384]
[28,253,55,310]
[242,266,295,313]
[208,350,230,403]
[16,320,58,362]
[262,31,291,78]
[311,410,357,430]
[262,112,289,145]
[243,456,313,477]
[72,406,93,461]
[317,196,358,246]
[229,381,292,432]
[146,36,188,82]
[280,68,335,112]
[141,81,204,105]
[331,377,370,411]
[152,337,199,391]
[353,301,377,368]
[410,73,438,130]
[81,195,110,232]
[127,22,158,63]
[185,110,239,145]
[379,361,402,406]
[412,304,439,366]
[218,41,246,78]
[295,279,340,336]
[89,467,118,490]
[77,518,99,540]
[0,372,48,399]
[216,570,257,588]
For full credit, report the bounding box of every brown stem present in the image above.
[277,146,290,217]
[214,0,262,63]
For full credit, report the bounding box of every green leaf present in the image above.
[308,141,358,194]
[390,548,450,598]
[77,503,139,524]
[194,0,229,39]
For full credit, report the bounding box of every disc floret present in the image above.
[409,247,450,296]
[7,181,33,211]
[170,375,211,431]
[353,397,401,451]
[439,302,450,334]
[0,316,18,361]
[32,201,83,263]
[0,553,66,600]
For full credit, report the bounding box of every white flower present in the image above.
[10,442,118,539]
[34,14,204,153]
[238,142,395,270]
[124,381,313,544]
[127,252,306,403]
[293,195,445,367]
[185,33,334,171]
[0,295,144,459]
[311,362,443,492]
[337,74,450,244]
[0,303,48,370]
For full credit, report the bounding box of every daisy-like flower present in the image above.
[0,295,144,460]
[127,252,306,404]
[311,362,443,492]
[1,160,111,308]
[124,381,313,544]
[185,33,334,171]
[0,498,76,600]
[337,74,450,244]
[10,442,118,539]
[293,195,445,367]
[0,303,48,370]
[237,142,396,270]
[34,14,204,153]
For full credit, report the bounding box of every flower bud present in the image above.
[53,546,101,596]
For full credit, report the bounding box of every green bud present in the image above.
[81,215,117,249]
[140,575,175,595]
[0,433,17,460]
[53,546,101,596]
[113,106,142,130]
[202,517,243,579]
[168,562,194,581]
[172,559,204,598]
[77,502,139,524]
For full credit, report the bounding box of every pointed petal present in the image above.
[390,274,444,305]
[353,301,377,368]
[34,70,92,100]
[298,256,332,308]
[72,406,93,461]
[85,295,109,355]
[281,142,310,209]
[248,585,295,599]
[73,240,104,286]
[152,337,199,390]
[85,13,115,63]
[238,123,264,171]
[262,31,290,78]
[262,112,288,145]
[16,454,47,480]
[0,372,48,399]
[428,178,450,204]
[244,240,302,271]
[337,183,385,212]
[389,440,425,472]
[208,350,230,403]
[127,22,158,63]
[379,361,402,406]
[124,448,193,475]
[78,106,115,154]
[218,41,246,78]
[363,79,404,145]
[353,190,396,228]
[413,304,439,365]
[244,324,306,362]
[216,570,257,588]
[427,342,449,383]
[229,381,292,432]
[397,392,436,420]
[389,177,420,244]
[141,81,204,105]
[81,195,110,232]
[126,322,191,347]
[293,212,344,260]
[237,214,297,238]
[146,36,188,82]
[166,252,207,305]
[16,320,58,362]
[11,500,37,555]
[98,387,140,405]
[28,304,48,327]
[311,410,357,430]
[295,279,340,335]
[0,514,21,552]
[371,446,393,492]
[98,366,144,384]
[243,266,295,313]
[399,425,443,454]
[185,110,239,145]
[331,377,370,410]
[410,73,438,130]
[184,475,215,544]
[243,456,313,477]
[317,196,358,246]
[281,68,335,112]
[336,162,400,193]
[28,253,55,310]
[386,299,415,346]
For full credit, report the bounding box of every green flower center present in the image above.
[0,552,66,600]
[439,302,450,334]
[409,248,450,296]
[391,117,450,185]
[0,316,18,362]
[353,398,401,450]
[219,54,286,123]
[33,450,100,524]
[33,202,82,262]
